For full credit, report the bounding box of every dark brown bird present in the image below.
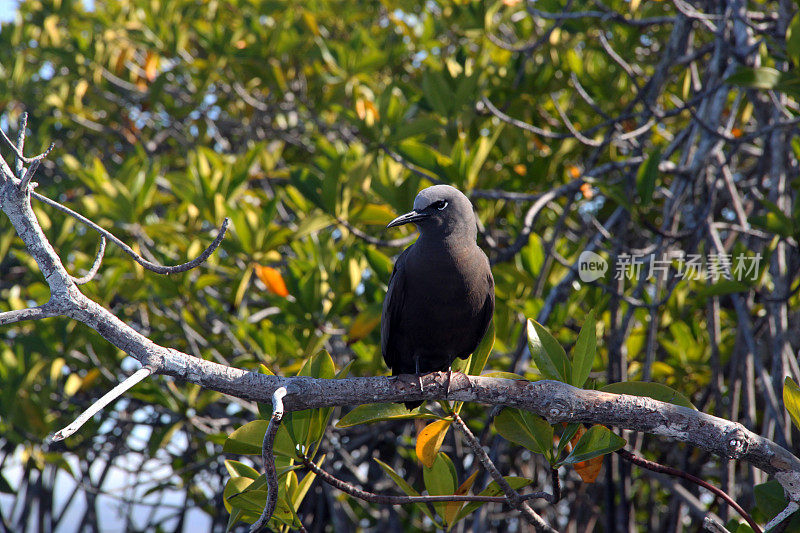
[381,184,494,409]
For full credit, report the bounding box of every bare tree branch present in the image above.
[250,386,287,533]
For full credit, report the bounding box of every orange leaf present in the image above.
[114,47,131,75]
[416,419,452,468]
[573,455,603,483]
[355,99,379,125]
[513,164,527,176]
[445,470,479,524]
[254,265,289,297]
[234,40,247,49]
[731,127,743,138]
[144,51,158,82]
[568,425,604,483]
[568,165,581,179]
[580,182,593,199]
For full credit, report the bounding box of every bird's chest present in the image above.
[402,248,484,321]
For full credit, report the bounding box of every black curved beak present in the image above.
[386,210,429,229]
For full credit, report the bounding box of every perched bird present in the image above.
[381,184,495,409]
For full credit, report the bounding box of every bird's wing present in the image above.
[381,246,411,371]
[460,263,495,360]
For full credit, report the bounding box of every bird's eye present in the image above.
[433,200,448,211]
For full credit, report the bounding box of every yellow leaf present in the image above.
[75,79,89,106]
[254,264,289,297]
[356,99,366,120]
[44,15,61,46]
[301,10,320,36]
[416,419,452,468]
[64,374,82,397]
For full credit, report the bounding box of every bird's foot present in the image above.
[414,356,424,394]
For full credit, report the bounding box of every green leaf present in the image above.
[753,480,800,530]
[224,460,260,480]
[390,117,442,142]
[520,233,545,278]
[466,125,503,189]
[293,456,323,509]
[494,408,554,460]
[396,139,449,175]
[481,371,527,380]
[336,403,439,427]
[636,148,661,206]
[697,280,750,297]
[365,247,394,281]
[286,350,337,449]
[374,458,437,522]
[557,425,626,466]
[571,309,596,388]
[454,477,532,522]
[750,198,796,238]
[527,319,571,383]
[600,381,696,410]
[298,350,336,379]
[223,420,268,455]
[421,69,451,116]
[784,377,800,431]
[424,452,459,523]
[467,321,495,375]
[726,66,781,90]
[788,13,800,65]
[0,474,13,494]
[285,409,312,448]
[556,423,583,457]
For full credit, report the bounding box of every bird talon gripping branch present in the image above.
[381,185,495,410]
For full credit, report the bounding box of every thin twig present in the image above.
[704,516,733,533]
[0,303,60,326]
[764,501,799,532]
[15,112,27,177]
[615,448,761,533]
[71,237,107,285]
[550,94,603,147]
[336,216,416,248]
[250,387,288,533]
[452,413,557,531]
[49,366,154,442]
[30,190,229,274]
[18,144,54,190]
[492,179,584,264]
[298,452,507,504]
